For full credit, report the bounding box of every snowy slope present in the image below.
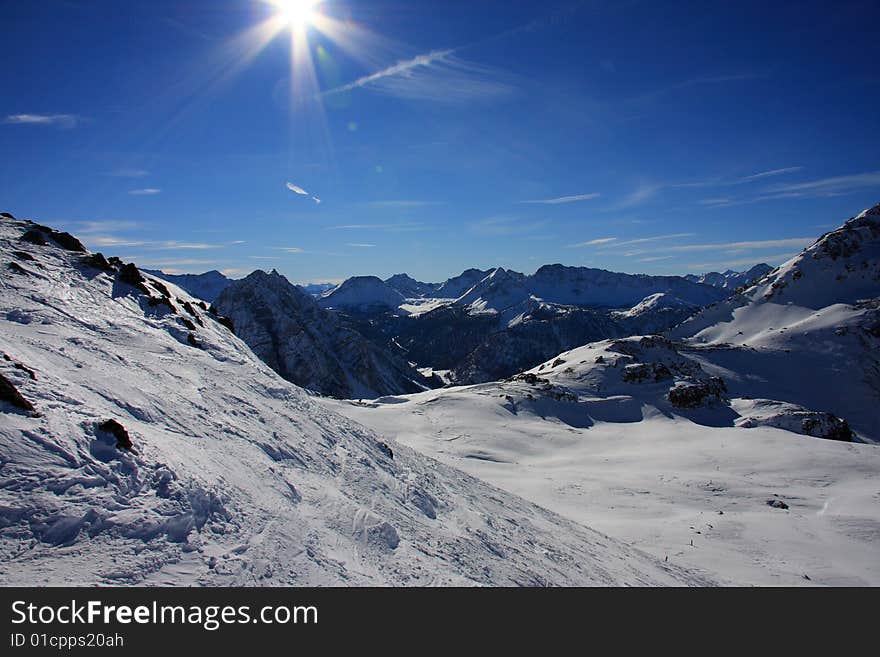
[0,215,704,586]
[320,276,405,310]
[143,269,231,304]
[325,335,880,585]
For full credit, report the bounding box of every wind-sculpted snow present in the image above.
[0,215,705,586]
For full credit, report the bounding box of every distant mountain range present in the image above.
[150,259,773,390]
[683,263,772,290]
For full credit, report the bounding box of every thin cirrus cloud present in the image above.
[760,170,880,198]
[322,49,515,104]
[365,200,443,208]
[617,168,802,208]
[470,215,547,236]
[326,223,429,232]
[521,193,600,205]
[688,253,797,271]
[108,168,149,178]
[569,237,617,247]
[346,243,376,248]
[129,188,161,195]
[3,113,81,128]
[87,236,228,250]
[665,237,815,253]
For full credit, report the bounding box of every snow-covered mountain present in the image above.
[684,263,772,291]
[455,267,535,315]
[214,270,431,399]
[385,273,438,298]
[143,269,231,303]
[611,293,700,334]
[667,203,880,438]
[527,264,726,307]
[0,214,704,586]
[319,276,405,311]
[298,282,336,297]
[432,268,491,299]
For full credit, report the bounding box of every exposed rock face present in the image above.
[215,270,432,398]
[0,373,35,413]
[97,419,133,451]
[19,223,86,253]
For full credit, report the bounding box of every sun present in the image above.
[269,0,321,29]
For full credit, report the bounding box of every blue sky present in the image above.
[1,0,879,284]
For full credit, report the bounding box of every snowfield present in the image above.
[325,339,880,585]
[324,205,880,586]
[0,215,705,586]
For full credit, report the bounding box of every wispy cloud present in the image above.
[3,113,81,128]
[610,233,696,247]
[634,73,763,105]
[279,247,305,253]
[129,188,161,195]
[90,236,146,247]
[666,237,814,253]
[617,183,662,208]
[735,167,803,183]
[521,193,600,205]
[85,235,227,250]
[323,49,514,104]
[346,243,376,248]
[762,171,880,198]
[326,223,429,232]
[107,168,149,178]
[615,167,802,208]
[140,258,217,268]
[638,255,675,262]
[688,253,796,270]
[365,200,442,208]
[74,220,141,234]
[157,241,221,250]
[469,216,547,236]
[569,237,617,247]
